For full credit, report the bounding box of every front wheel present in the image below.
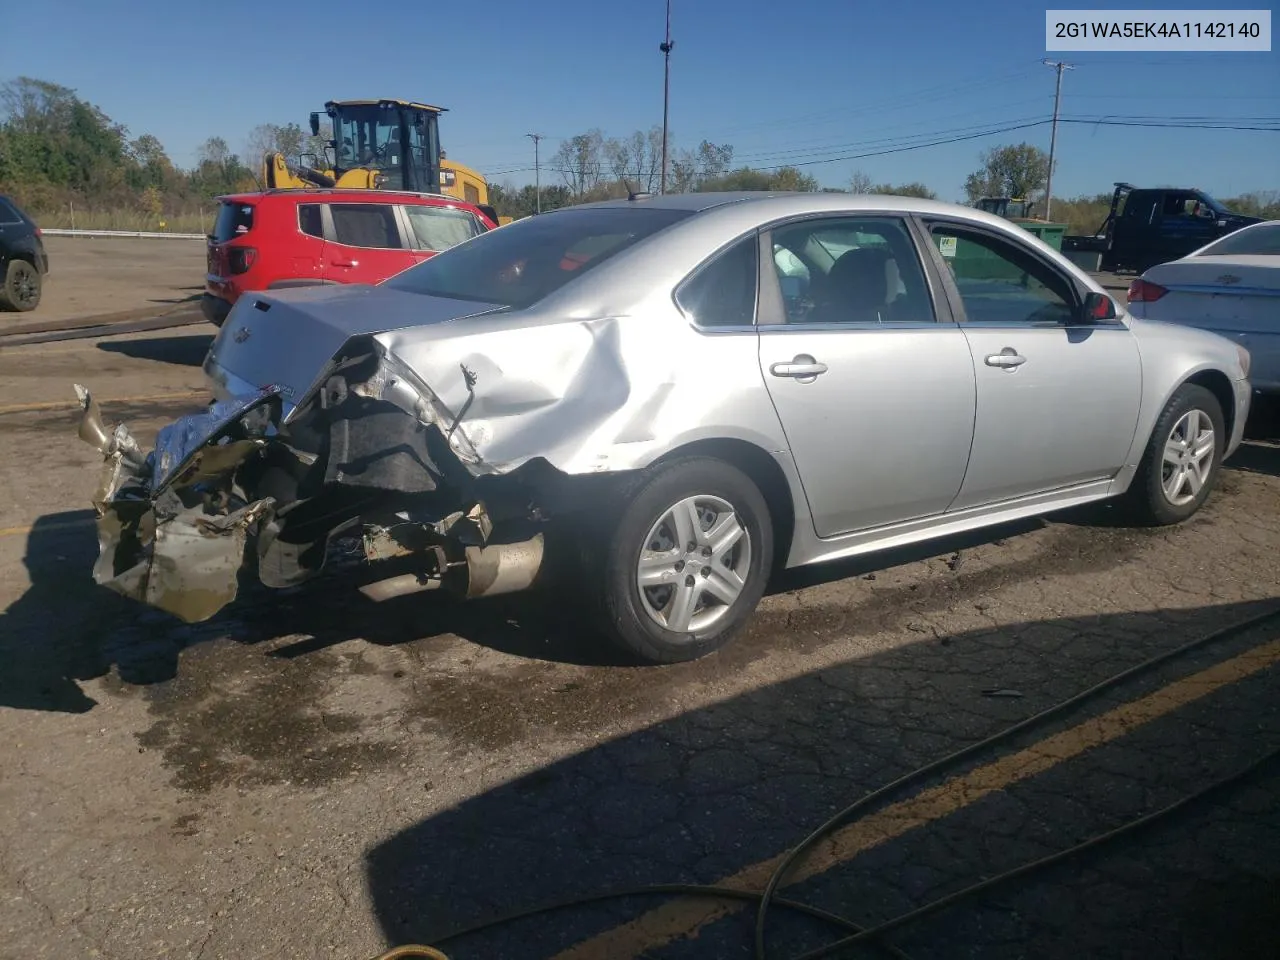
[589,457,774,664]
[1121,383,1225,525]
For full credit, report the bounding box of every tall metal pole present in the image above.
[659,0,673,193]
[526,133,542,213]
[1041,58,1073,221]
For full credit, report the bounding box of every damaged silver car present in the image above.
[75,192,1253,663]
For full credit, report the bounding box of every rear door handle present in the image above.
[770,355,828,381]
[331,258,358,268]
[985,348,1026,369]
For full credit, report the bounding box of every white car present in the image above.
[1127,219,1280,394]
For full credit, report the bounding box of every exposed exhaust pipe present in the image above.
[357,533,545,602]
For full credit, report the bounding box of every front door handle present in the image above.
[770,355,828,382]
[985,348,1026,369]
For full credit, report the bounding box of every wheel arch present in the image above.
[650,437,799,573]
[1183,368,1237,441]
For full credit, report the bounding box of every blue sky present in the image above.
[9,0,1278,201]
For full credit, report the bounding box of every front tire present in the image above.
[590,457,773,664]
[1122,383,1225,525]
[0,259,41,312]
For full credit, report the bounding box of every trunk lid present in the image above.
[205,283,505,405]
[1144,255,1280,295]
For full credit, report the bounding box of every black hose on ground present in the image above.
[369,605,1280,960]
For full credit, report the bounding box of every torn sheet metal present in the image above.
[74,383,280,623]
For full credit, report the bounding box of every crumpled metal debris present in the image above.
[74,384,282,623]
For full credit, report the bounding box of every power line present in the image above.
[476,117,1277,180]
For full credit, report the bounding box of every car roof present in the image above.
[560,190,984,219]
[217,188,482,209]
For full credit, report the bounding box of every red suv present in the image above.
[202,188,496,327]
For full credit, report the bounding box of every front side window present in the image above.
[931,224,1075,325]
[404,205,484,252]
[383,206,693,308]
[769,216,935,324]
[330,203,402,249]
[675,234,758,328]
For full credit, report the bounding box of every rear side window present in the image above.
[383,206,694,308]
[404,205,484,252]
[331,203,403,249]
[212,202,254,242]
[298,204,323,239]
[0,197,23,224]
[676,235,758,327]
[1196,222,1280,256]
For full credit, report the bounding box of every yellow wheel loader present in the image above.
[262,99,510,224]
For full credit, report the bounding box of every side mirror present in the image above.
[309,112,321,136]
[1081,291,1117,322]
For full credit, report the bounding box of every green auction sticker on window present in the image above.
[938,236,958,258]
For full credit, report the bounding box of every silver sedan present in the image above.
[73,191,1253,663]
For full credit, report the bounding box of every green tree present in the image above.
[963,143,1050,204]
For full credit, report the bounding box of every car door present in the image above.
[755,213,977,538]
[921,217,1142,511]
[320,202,416,284]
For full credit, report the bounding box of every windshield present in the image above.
[382,206,695,308]
[333,104,439,191]
[1196,222,1280,257]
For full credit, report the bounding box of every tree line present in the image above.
[2,75,1275,236]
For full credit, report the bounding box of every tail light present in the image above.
[1127,278,1168,303]
[228,247,257,274]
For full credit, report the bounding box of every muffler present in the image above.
[357,533,545,602]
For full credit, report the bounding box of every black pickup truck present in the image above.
[1063,183,1262,273]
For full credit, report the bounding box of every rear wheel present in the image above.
[588,457,773,664]
[1121,383,1225,525]
[0,259,41,312]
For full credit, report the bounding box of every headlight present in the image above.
[1236,342,1251,379]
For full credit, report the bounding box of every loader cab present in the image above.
[316,99,444,194]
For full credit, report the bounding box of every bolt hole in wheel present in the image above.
[635,494,751,635]
[1161,408,1215,506]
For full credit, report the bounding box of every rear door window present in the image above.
[330,203,404,249]
[0,197,24,224]
[212,202,254,242]
[403,205,485,252]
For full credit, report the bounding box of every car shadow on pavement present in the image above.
[0,513,141,713]
[0,502,1182,712]
[361,598,1280,960]
[96,333,214,367]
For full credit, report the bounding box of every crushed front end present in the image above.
[73,337,576,624]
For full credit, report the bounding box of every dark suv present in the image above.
[0,194,49,312]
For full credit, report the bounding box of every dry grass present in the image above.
[29,208,211,234]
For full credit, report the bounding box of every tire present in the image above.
[587,456,774,664]
[1121,382,1225,526]
[0,259,41,312]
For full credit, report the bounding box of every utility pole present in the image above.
[1041,58,1074,221]
[526,133,543,213]
[659,0,673,193]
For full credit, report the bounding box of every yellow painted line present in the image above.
[553,635,1280,960]
[0,389,206,416]
[0,518,97,539]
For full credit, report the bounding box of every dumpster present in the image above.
[1012,219,1066,251]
